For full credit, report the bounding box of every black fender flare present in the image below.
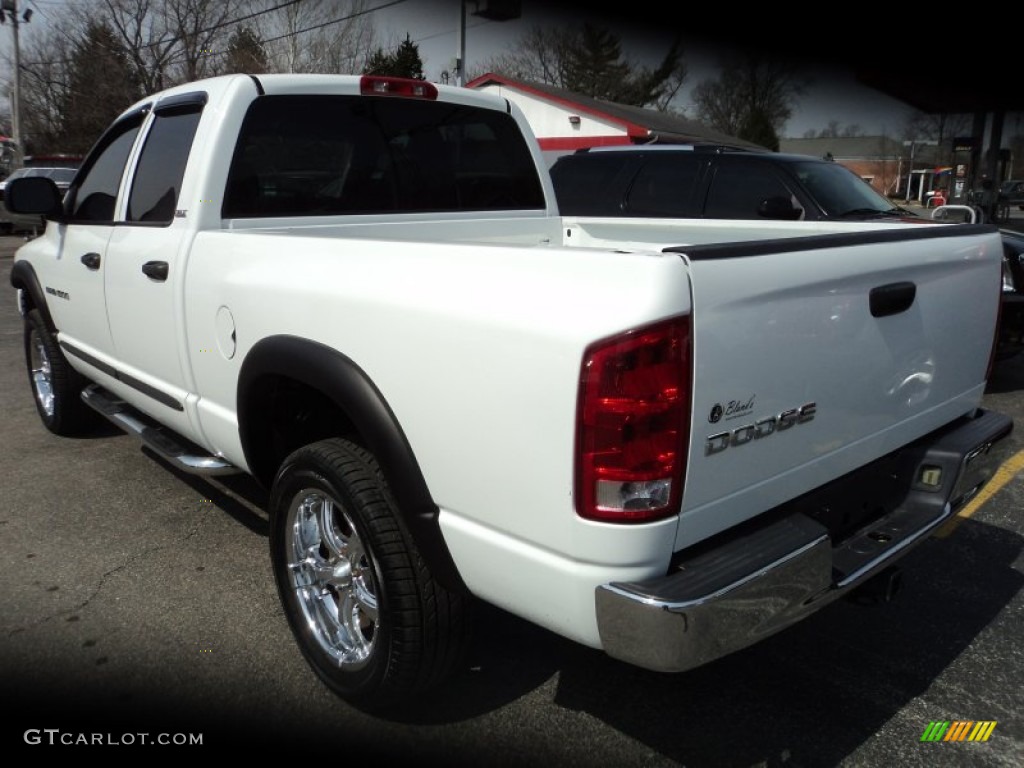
[238,335,467,593]
[9,260,55,330]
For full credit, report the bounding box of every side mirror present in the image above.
[758,195,803,220]
[5,177,64,219]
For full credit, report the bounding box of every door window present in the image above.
[67,115,144,223]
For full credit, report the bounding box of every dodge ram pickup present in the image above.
[6,73,1015,711]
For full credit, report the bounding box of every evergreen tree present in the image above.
[63,21,141,154]
[364,47,393,76]
[561,24,630,100]
[362,35,425,79]
[223,26,268,75]
[390,35,425,80]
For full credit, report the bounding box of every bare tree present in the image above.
[811,120,864,139]
[79,0,179,93]
[817,119,843,138]
[476,25,574,85]
[9,25,75,155]
[255,0,378,74]
[903,110,971,166]
[692,67,747,136]
[162,0,246,82]
[478,23,687,110]
[70,0,262,91]
[6,0,386,158]
[694,50,809,139]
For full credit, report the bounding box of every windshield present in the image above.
[43,168,77,184]
[3,167,77,186]
[791,160,900,217]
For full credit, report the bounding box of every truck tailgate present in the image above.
[671,225,1003,551]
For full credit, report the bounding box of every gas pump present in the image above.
[949,136,976,205]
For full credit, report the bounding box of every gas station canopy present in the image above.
[855,67,1024,117]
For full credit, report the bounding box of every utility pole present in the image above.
[2,0,32,170]
[453,1,522,87]
[455,0,466,87]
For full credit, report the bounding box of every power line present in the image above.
[130,0,306,54]
[27,0,49,21]
[19,0,411,67]
[261,0,409,45]
[18,0,304,63]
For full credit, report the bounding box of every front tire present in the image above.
[269,438,470,711]
[23,307,99,436]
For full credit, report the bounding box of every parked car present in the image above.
[549,144,1023,360]
[992,179,1024,223]
[548,144,924,223]
[0,166,77,234]
[999,179,1024,207]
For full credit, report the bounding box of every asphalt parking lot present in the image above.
[1,233,1022,766]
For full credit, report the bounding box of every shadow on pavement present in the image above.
[548,518,1023,767]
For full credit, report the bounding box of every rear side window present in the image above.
[222,95,545,218]
[704,160,799,219]
[549,153,634,215]
[127,106,202,224]
[624,155,702,217]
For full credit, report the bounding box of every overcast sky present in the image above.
[1,0,992,139]
[371,0,922,138]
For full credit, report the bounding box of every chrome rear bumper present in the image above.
[595,408,1014,673]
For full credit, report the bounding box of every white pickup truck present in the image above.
[6,74,1014,711]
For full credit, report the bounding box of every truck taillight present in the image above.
[359,75,438,100]
[576,316,692,523]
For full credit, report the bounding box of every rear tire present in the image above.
[23,308,99,436]
[269,437,470,711]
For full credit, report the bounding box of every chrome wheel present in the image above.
[285,489,379,669]
[28,326,55,418]
[22,308,98,436]
[270,438,470,709]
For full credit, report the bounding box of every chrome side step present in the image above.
[82,384,240,476]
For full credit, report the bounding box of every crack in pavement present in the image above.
[6,504,216,638]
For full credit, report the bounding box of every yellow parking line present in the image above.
[934,448,1024,538]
